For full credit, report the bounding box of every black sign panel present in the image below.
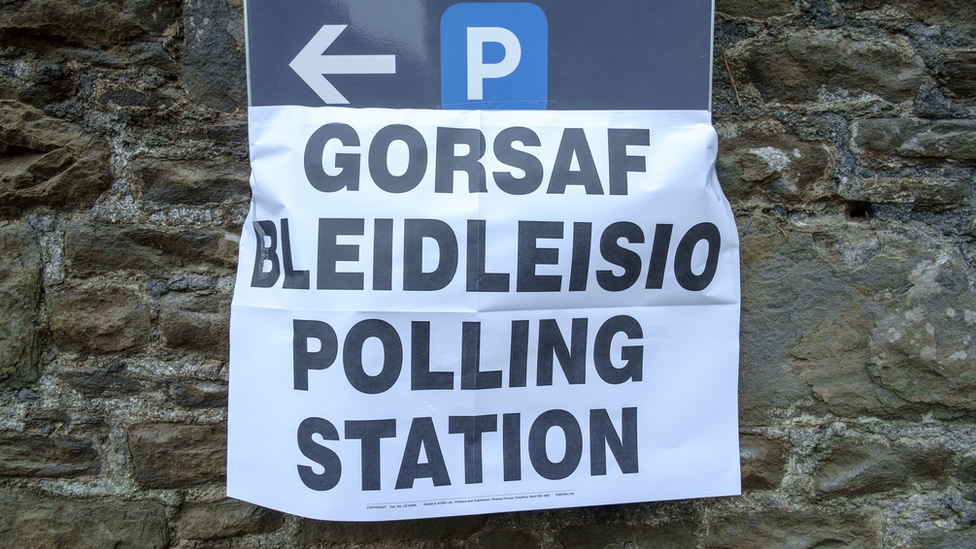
[246,0,713,110]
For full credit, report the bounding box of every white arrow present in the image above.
[289,24,397,105]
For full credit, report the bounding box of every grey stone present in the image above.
[883,0,976,26]
[717,122,835,205]
[48,284,150,355]
[127,422,226,488]
[468,528,541,549]
[131,157,249,207]
[726,29,925,104]
[0,490,168,548]
[717,0,793,18]
[0,431,100,477]
[837,176,968,211]
[123,0,181,35]
[939,50,976,103]
[177,499,283,540]
[0,101,111,214]
[956,454,976,484]
[740,435,787,490]
[853,119,976,169]
[907,527,976,549]
[297,515,487,544]
[0,0,146,46]
[159,292,230,357]
[0,222,41,388]
[557,521,698,549]
[813,442,950,498]
[59,367,148,398]
[65,220,239,277]
[168,380,227,408]
[704,510,881,548]
[182,0,247,111]
[738,216,969,420]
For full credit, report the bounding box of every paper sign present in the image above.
[228,106,741,520]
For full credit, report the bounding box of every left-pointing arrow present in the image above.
[289,24,397,105]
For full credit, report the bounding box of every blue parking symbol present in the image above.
[441,3,548,110]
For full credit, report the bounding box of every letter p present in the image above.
[441,3,547,110]
[467,27,521,100]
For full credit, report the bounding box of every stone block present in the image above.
[128,422,226,488]
[167,380,227,408]
[177,499,283,540]
[726,29,925,104]
[65,220,239,277]
[907,527,976,549]
[59,366,148,398]
[123,0,181,36]
[813,442,951,498]
[0,101,111,215]
[837,176,968,210]
[0,491,168,548]
[0,431,100,477]
[297,515,486,544]
[868,244,976,411]
[704,510,881,548]
[739,435,787,490]
[717,0,793,18]
[883,0,976,26]
[159,293,230,357]
[0,0,146,46]
[939,50,976,103]
[48,284,150,355]
[467,528,541,549]
[956,454,976,483]
[0,222,41,388]
[131,157,249,207]
[717,122,835,205]
[853,118,976,169]
[183,0,247,111]
[557,521,698,549]
[737,215,972,421]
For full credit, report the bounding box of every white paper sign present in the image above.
[228,106,740,521]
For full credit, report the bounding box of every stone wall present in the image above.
[0,0,974,547]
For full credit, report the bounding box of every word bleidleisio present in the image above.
[250,218,721,293]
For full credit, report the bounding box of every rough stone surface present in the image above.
[0,101,111,215]
[813,442,951,498]
[704,510,882,548]
[0,491,168,548]
[167,380,227,408]
[937,51,976,101]
[159,292,231,357]
[0,222,41,387]
[739,435,787,490]
[297,516,487,544]
[131,157,249,208]
[468,528,542,549]
[726,29,926,104]
[853,119,976,168]
[65,221,239,277]
[557,521,698,549]
[0,431,100,477]
[128,422,227,489]
[837,176,968,210]
[908,527,976,549]
[182,0,247,111]
[177,499,284,540]
[717,0,793,19]
[48,284,150,355]
[718,122,835,205]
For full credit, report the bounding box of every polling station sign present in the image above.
[230,0,740,521]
